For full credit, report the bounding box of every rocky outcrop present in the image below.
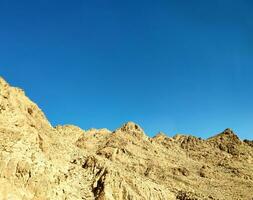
[0,77,253,200]
[207,128,242,156]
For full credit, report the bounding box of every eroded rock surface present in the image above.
[0,77,253,200]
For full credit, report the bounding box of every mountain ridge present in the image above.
[0,77,253,200]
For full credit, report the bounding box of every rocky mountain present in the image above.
[0,77,253,200]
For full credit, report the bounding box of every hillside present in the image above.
[0,77,253,200]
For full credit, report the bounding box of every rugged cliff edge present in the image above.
[0,77,253,200]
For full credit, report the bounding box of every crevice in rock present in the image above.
[92,168,107,200]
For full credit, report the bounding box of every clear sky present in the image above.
[1,0,253,139]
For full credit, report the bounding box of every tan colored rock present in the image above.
[0,77,253,199]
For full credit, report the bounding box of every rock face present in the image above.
[0,77,253,200]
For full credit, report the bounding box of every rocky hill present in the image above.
[0,77,253,200]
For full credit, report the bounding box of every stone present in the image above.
[0,77,253,199]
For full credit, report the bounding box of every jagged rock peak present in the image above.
[0,76,51,130]
[0,77,25,99]
[173,134,191,141]
[116,121,146,138]
[212,128,238,138]
[221,128,240,142]
[223,128,235,135]
[208,128,241,144]
[119,121,143,132]
[153,132,168,140]
[152,132,174,144]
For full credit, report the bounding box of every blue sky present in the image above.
[1,0,253,139]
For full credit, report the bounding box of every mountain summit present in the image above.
[0,77,253,200]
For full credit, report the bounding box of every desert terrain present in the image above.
[0,77,253,200]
